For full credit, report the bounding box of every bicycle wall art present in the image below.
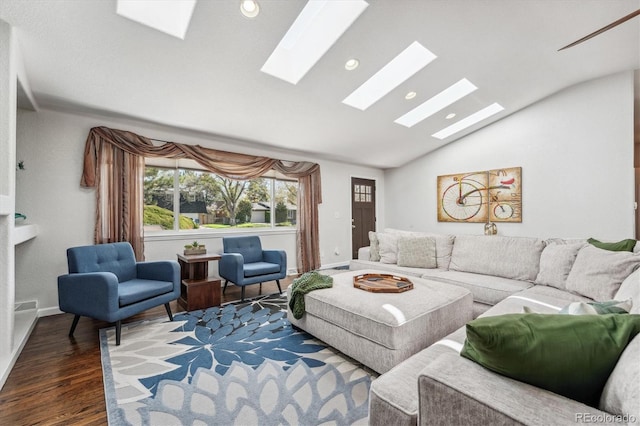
[437,167,522,223]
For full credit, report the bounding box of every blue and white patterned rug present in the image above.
[100,293,375,425]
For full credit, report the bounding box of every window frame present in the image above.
[143,164,298,235]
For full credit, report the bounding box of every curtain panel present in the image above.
[81,126,322,271]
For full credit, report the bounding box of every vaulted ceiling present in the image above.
[1,0,639,168]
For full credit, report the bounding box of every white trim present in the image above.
[144,227,296,242]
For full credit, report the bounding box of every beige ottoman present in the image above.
[287,269,473,374]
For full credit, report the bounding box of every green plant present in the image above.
[184,241,205,250]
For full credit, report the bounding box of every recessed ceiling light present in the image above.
[261,0,369,85]
[342,41,437,111]
[395,79,477,128]
[240,0,260,18]
[432,103,505,140]
[405,91,417,100]
[345,59,360,70]
[116,0,197,40]
[445,113,456,119]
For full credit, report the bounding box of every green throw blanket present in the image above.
[288,271,334,319]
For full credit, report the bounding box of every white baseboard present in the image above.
[38,306,63,317]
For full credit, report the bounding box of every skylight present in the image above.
[342,41,437,111]
[116,0,197,40]
[261,0,369,85]
[432,103,504,140]
[394,78,477,127]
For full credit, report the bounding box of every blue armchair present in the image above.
[57,242,180,345]
[219,236,286,301]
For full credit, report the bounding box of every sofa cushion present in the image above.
[615,268,640,314]
[599,334,640,419]
[460,313,640,407]
[448,235,544,281]
[566,245,640,301]
[385,229,455,269]
[369,231,381,261]
[535,242,584,290]
[118,279,173,306]
[419,269,533,306]
[397,236,436,268]
[349,259,426,277]
[588,237,637,252]
[243,261,281,277]
[378,233,399,264]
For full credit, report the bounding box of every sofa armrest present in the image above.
[137,260,180,293]
[263,250,287,274]
[418,352,615,426]
[219,253,245,283]
[358,246,370,260]
[57,272,120,319]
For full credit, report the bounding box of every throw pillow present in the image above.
[378,233,399,264]
[369,231,381,262]
[384,228,455,269]
[614,268,640,314]
[460,313,640,407]
[522,299,632,315]
[599,334,640,419]
[588,238,637,252]
[565,245,640,301]
[534,242,585,290]
[397,236,437,268]
[559,299,633,315]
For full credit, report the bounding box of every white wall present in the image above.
[385,72,636,240]
[15,108,384,313]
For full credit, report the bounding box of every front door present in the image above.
[351,178,376,259]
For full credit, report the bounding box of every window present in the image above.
[354,184,372,203]
[143,166,298,232]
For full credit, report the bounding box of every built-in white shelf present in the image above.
[0,195,12,216]
[0,308,37,390]
[13,223,38,245]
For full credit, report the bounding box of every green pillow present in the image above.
[460,314,640,407]
[587,238,637,252]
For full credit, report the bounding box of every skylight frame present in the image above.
[261,0,369,85]
[342,41,437,111]
[394,78,477,128]
[116,0,197,40]
[432,103,505,140]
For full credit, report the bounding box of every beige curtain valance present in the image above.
[81,126,322,272]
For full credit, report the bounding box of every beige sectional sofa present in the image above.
[350,229,640,425]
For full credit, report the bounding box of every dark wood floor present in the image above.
[0,279,293,426]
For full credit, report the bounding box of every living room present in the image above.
[1,0,639,424]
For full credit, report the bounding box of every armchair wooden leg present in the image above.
[164,303,174,321]
[259,283,262,295]
[115,320,122,346]
[69,314,81,337]
[241,286,245,302]
[276,279,282,295]
[223,280,229,294]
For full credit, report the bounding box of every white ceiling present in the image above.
[1,0,639,169]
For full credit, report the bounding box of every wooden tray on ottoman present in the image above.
[353,273,414,293]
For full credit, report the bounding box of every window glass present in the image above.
[143,166,297,232]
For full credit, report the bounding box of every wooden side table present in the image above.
[177,253,222,311]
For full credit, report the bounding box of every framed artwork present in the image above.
[437,167,522,223]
